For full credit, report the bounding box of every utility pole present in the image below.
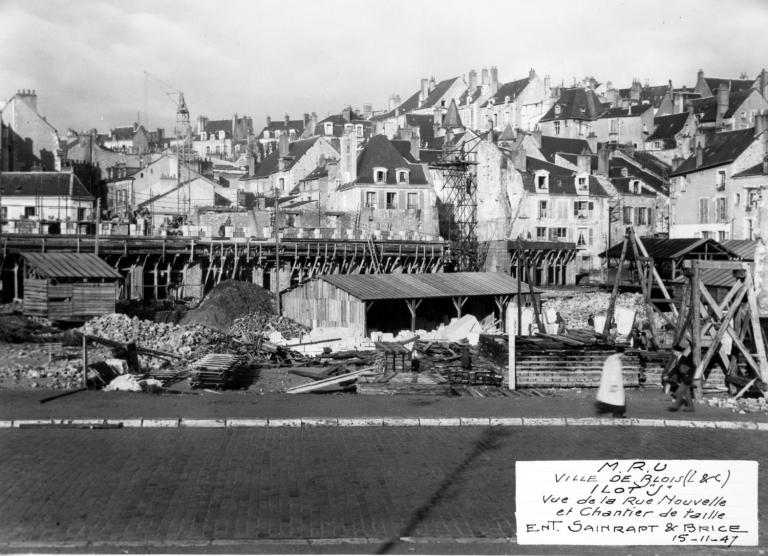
[274,187,281,315]
[95,198,101,256]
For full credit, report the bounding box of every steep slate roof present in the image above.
[732,161,768,178]
[314,114,372,137]
[670,128,757,176]
[646,113,690,142]
[597,104,653,119]
[204,120,231,136]
[404,114,436,143]
[391,140,418,163]
[522,158,610,197]
[704,77,755,96]
[441,98,463,129]
[0,172,93,200]
[353,134,428,186]
[688,90,758,122]
[482,77,530,107]
[639,85,670,108]
[540,88,607,122]
[608,157,668,194]
[244,138,319,179]
[372,77,463,121]
[609,177,657,197]
[110,126,137,140]
[539,136,593,162]
[260,119,306,137]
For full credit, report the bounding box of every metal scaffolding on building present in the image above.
[430,131,490,271]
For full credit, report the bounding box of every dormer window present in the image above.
[324,122,333,135]
[488,98,495,106]
[621,167,629,177]
[373,167,387,183]
[554,105,561,116]
[218,130,225,140]
[396,168,410,184]
[575,172,589,193]
[355,124,364,137]
[535,170,549,191]
[631,180,641,194]
[201,132,207,141]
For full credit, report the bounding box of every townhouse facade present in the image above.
[538,88,607,139]
[669,119,767,240]
[1,89,62,171]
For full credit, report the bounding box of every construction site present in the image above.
[1,122,767,416]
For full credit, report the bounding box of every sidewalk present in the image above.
[1,387,766,427]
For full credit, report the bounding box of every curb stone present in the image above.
[2,416,768,430]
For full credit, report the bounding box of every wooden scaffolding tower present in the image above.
[672,259,768,394]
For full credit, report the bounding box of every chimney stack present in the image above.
[529,68,536,80]
[468,69,477,91]
[716,84,729,129]
[278,131,289,160]
[576,153,591,175]
[490,66,499,95]
[363,104,373,119]
[266,116,272,128]
[339,126,358,183]
[284,114,291,127]
[303,113,310,126]
[597,146,610,176]
[420,78,429,105]
[16,89,38,112]
[410,134,420,162]
[696,143,704,167]
[342,106,352,122]
[761,68,768,101]
[755,110,766,138]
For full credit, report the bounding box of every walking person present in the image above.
[668,342,695,412]
[595,353,626,418]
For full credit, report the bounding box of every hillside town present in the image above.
[1,66,768,385]
[6,4,768,556]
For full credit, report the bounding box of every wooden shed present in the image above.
[282,272,539,337]
[22,253,122,321]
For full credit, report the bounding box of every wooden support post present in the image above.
[12,263,19,302]
[152,260,160,300]
[691,261,702,386]
[507,302,517,390]
[603,230,629,336]
[405,299,422,332]
[82,334,88,389]
[452,296,468,318]
[745,266,768,382]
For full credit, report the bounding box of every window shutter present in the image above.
[589,228,594,245]
[398,191,405,210]
[419,191,424,210]
[378,191,386,209]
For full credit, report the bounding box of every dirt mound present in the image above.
[179,280,276,332]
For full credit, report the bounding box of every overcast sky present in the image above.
[1,0,766,135]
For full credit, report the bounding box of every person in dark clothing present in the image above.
[668,343,695,412]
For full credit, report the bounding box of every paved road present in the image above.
[1,426,766,554]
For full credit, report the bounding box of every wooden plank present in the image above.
[285,367,374,394]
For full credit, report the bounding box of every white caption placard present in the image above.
[516,460,757,547]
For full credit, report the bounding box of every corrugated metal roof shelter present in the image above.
[321,272,536,301]
[22,253,122,280]
[599,237,737,283]
[282,272,539,338]
[22,253,121,321]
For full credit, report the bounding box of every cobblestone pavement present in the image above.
[1,427,766,554]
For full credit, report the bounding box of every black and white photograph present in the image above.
[1,0,767,554]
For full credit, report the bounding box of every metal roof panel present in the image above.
[22,253,122,279]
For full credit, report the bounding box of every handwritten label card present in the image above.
[516,460,757,547]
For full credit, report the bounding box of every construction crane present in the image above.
[143,71,193,225]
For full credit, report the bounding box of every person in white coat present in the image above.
[595,353,626,418]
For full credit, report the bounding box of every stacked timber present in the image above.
[356,371,451,396]
[190,353,249,390]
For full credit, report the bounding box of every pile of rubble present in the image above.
[82,314,224,359]
[229,312,310,342]
[542,291,668,330]
[180,280,276,332]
